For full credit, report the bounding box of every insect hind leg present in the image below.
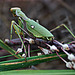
[50,24,75,39]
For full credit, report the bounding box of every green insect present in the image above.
[10,7,54,41]
[10,7,75,61]
[10,7,75,41]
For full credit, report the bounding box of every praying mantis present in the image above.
[10,7,75,48]
[10,7,75,39]
[9,7,75,69]
[10,7,55,58]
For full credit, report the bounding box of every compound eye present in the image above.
[31,25,35,29]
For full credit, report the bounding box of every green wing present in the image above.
[26,19,54,38]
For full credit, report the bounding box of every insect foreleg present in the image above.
[18,17,25,38]
[10,21,21,40]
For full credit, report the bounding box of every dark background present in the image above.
[0,0,75,69]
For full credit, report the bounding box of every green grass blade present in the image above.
[0,52,66,71]
[0,39,22,59]
[0,70,75,75]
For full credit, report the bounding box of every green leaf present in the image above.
[0,70,75,75]
[0,52,67,71]
[0,39,22,59]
